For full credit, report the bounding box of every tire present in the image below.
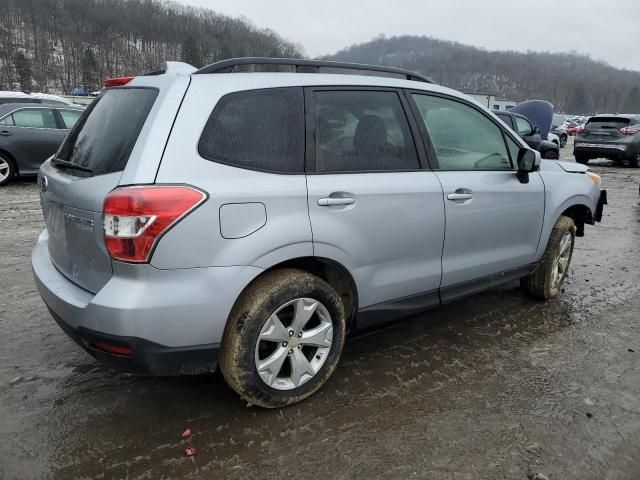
[575,154,589,165]
[522,216,576,300]
[560,135,568,148]
[0,153,16,186]
[220,268,346,408]
[630,152,640,168]
[543,150,559,160]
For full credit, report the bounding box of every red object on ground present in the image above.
[181,428,192,438]
[185,446,197,457]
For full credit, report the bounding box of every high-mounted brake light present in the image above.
[103,76,135,87]
[103,186,206,263]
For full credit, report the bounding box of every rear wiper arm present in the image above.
[52,158,94,174]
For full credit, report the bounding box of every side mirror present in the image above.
[533,126,541,135]
[516,148,540,183]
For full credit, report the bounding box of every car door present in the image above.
[408,92,545,301]
[1,107,67,172]
[514,115,542,149]
[305,88,445,318]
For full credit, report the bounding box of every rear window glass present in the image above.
[56,88,158,175]
[198,88,304,173]
[585,117,630,130]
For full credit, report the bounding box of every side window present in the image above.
[59,109,82,129]
[515,116,533,136]
[312,90,419,172]
[0,114,14,126]
[11,108,57,129]
[412,94,512,171]
[496,113,513,129]
[198,87,304,173]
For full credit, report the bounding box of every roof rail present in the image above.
[193,57,434,84]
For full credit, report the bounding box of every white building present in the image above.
[464,92,518,111]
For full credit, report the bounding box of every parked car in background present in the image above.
[550,125,568,147]
[32,59,606,408]
[0,103,84,185]
[494,110,560,159]
[574,115,640,167]
[0,91,75,107]
[565,123,585,136]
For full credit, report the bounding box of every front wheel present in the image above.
[0,154,15,186]
[560,134,568,148]
[543,150,559,160]
[522,216,576,300]
[220,269,346,408]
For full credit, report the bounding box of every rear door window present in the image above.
[12,108,57,129]
[198,87,304,173]
[55,88,158,176]
[311,90,419,172]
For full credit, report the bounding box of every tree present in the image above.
[181,35,201,68]
[625,86,640,113]
[81,48,98,92]
[14,52,32,91]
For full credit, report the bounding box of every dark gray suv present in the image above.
[574,115,640,167]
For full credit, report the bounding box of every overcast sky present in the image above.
[177,0,639,71]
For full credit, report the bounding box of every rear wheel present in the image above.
[220,269,346,408]
[0,154,15,186]
[630,152,640,168]
[522,216,576,300]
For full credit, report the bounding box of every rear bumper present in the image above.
[32,229,263,375]
[574,143,635,160]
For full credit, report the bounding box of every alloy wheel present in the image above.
[0,157,10,182]
[551,232,572,289]
[254,298,333,390]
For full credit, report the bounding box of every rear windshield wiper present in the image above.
[52,158,94,175]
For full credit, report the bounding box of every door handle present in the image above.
[0,131,12,136]
[318,197,355,206]
[447,193,473,201]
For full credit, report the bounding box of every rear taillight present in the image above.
[103,186,206,263]
[103,76,135,87]
[620,126,640,135]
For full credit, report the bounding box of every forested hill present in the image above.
[0,0,300,93]
[323,35,640,114]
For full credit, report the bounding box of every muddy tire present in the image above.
[522,216,576,300]
[220,268,346,408]
[0,153,16,186]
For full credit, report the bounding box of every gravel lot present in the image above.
[1,140,639,479]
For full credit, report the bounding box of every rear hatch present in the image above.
[579,117,630,143]
[39,87,160,293]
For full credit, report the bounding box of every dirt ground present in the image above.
[1,139,640,479]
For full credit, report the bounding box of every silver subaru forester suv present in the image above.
[32,58,606,408]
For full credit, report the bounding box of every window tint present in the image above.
[59,109,82,129]
[12,108,57,128]
[412,94,512,171]
[313,90,419,172]
[515,116,533,136]
[56,88,158,175]
[199,88,304,173]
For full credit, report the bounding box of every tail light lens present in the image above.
[103,186,206,263]
[620,126,640,135]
